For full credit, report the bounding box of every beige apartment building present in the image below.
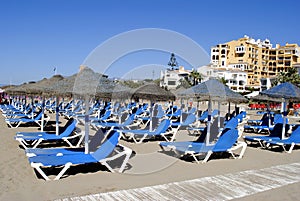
[211,35,300,90]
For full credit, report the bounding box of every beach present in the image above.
[1,1,300,200]
[1,106,300,201]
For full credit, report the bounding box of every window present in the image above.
[168,81,176,85]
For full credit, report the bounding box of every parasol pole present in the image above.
[40,96,45,132]
[84,95,90,154]
[206,99,212,145]
[282,98,287,140]
[24,96,27,114]
[267,101,271,128]
[180,97,184,123]
[196,100,200,118]
[55,96,60,135]
[217,100,221,132]
[227,102,231,121]
[149,100,154,132]
[31,96,34,119]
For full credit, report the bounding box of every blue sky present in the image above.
[1,0,300,84]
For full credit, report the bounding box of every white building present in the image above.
[197,65,248,92]
[160,66,190,90]
[260,77,277,91]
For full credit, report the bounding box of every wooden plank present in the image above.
[56,162,300,201]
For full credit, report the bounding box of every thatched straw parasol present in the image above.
[256,82,300,139]
[177,79,247,145]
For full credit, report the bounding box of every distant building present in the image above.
[260,77,276,91]
[210,36,300,90]
[293,63,300,74]
[197,65,247,92]
[160,66,190,90]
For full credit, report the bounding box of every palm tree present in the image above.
[218,77,227,85]
[273,67,300,86]
[189,70,202,86]
[177,78,190,89]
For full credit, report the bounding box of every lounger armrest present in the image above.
[228,141,247,159]
[62,131,84,140]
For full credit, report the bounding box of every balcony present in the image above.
[232,74,238,79]
[285,61,291,66]
[235,46,245,53]
[285,51,292,55]
[237,79,245,85]
[278,57,284,60]
[228,79,237,85]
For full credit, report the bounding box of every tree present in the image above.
[188,70,202,86]
[122,80,143,88]
[168,53,178,70]
[177,78,190,89]
[218,77,227,85]
[153,78,161,86]
[273,67,300,86]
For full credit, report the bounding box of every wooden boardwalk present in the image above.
[56,162,300,201]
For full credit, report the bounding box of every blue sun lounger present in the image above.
[118,119,173,143]
[243,123,290,147]
[5,110,46,128]
[2,105,36,119]
[25,128,109,157]
[160,129,246,163]
[91,114,136,131]
[15,119,81,149]
[187,115,238,135]
[28,131,132,180]
[247,113,270,125]
[171,113,196,129]
[244,114,287,133]
[16,118,74,137]
[198,109,219,123]
[90,110,112,123]
[160,117,239,150]
[264,126,300,153]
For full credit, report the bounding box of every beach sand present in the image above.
[1,105,300,201]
